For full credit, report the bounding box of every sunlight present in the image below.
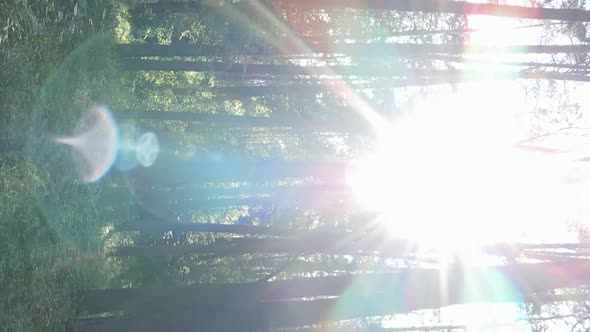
[468,16,541,46]
[347,83,572,250]
[347,12,585,253]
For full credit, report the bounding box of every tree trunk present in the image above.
[118,109,371,133]
[110,230,590,259]
[281,0,590,22]
[431,54,590,71]
[120,59,590,82]
[78,272,405,314]
[171,185,354,212]
[118,42,590,58]
[119,221,291,235]
[136,0,590,22]
[127,151,351,185]
[78,262,590,314]
[108,230,590,259]
[109,231,412,258]
[302,23,552,42]
[200,85,332,102]
[118,58,414,77]
[77,262,590,330]
[209,85,325,99]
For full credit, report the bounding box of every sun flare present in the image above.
[347,84,577,251]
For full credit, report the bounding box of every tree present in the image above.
[278,0,590,22]
[119,109,371,133]
[118,42,590,58]
[77,262,590,330]
[109,230,590,258]
[119,221,290,235]
[120,59,590,82]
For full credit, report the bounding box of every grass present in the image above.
[0,1,135,330]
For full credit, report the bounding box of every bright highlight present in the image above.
[348,84,581,249]
[54,105,119,183]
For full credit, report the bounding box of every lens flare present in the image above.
[115,122,140,171]
[53,105,119,182]
[115,123,160,170]
[135,132,160,167]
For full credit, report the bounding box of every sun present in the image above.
[347,84,539,251]
[342,10,583,255]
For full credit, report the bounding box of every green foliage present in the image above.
[0,0,135,329]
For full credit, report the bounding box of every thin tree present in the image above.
[76,262,590,330]
[118,109,370,133]
[120,59,590,82]
[118,42,590,58]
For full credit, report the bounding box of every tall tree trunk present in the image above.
[165,189,353,212]
[118,109,371,133]
[180,85,333,103]
[130,151,350,185]
[174,185,354,211]
[209,75,484,90]
[117,43,590,58]
[431,54,590,71]
[208,85,325,99]
[119,221,291,235]
[279,0,590,22]
[109,231,412,258]
[302,23,554,42]
[136,0,590,22]
[77,262,590,330]
[108,230,590,258]
[120,59,590,82]
[78,262,590,314]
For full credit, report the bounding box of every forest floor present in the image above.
[0,1,134,330]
